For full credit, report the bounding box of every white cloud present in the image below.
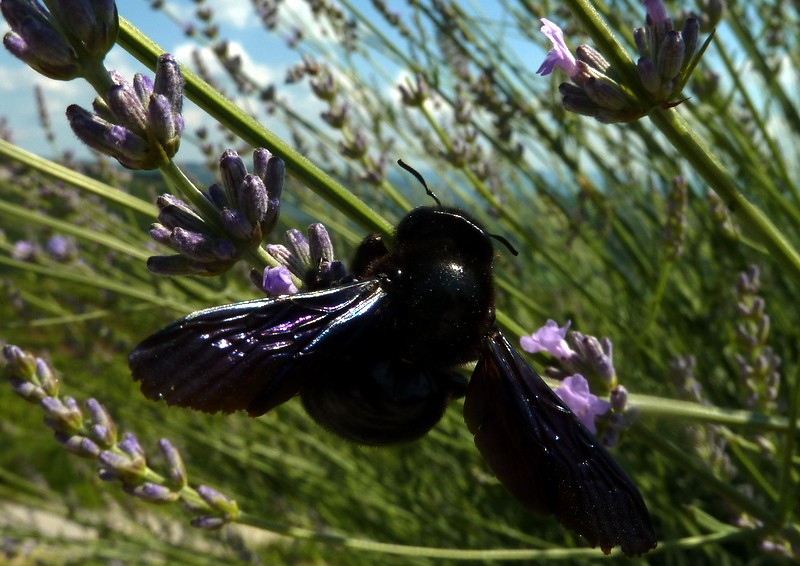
[173,40,277,89]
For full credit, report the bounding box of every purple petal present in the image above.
[520,319,574,359]
[536,19,579,77]
[554,374,610,434]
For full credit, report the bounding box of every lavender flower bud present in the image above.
[681,17,700,65]
[86,398,117,447]
[219,208,254,241]
[575,45,610,73]
[239,175,268,225]
[633,27,651,59]
[637,57,662,93]
[156,195,208,233]
[153,54,184,115]
[53,0,119,58]
[145,254,195,276]
[196,485,239,516]
[262,156,284,234]
[398,72,429,106]
[158,439,187,490]
[191,516,227,530]
[610,385,628,413]
[125,482,180,504]
[3,345,37,381]
[262,266,298,296]
[169,228,237,262]
[56,432,101,458]
[41,396,83,433]
[583,77,629,111]
[658,31,685,81]
[34,358,59,396]
[1,0,81,80]
[285,229,311,268]
[308,223,335,265]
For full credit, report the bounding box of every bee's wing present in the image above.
[129,279,388,416]
[463,330,656,557]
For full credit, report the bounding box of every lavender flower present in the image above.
[537,2,708,122]
[1,344,240,529]
[554,375,610,434]
[536,19,579,77]
[520,319,574,360]
[67,54,184,170]
[265,223,346,290]
[147,148,285,276]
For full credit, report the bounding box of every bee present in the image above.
[129,174,656,556]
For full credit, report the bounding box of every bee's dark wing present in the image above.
[129,279,388,416]
[463,330,656,557]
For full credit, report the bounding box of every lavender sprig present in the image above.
[1,345,239,529]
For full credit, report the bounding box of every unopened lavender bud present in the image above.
[637,57,662,93]
[633,27,651,59]
[197,485,238,515]
[756,315,771,345]
[310,71,338,101]
[10,379,46,402]
[322,102,349,128]
[558,84,598,117]
[583,77,629,111]
[56,432,101,458]
[125,482,180,504]
[285,229,311,267]
[106,82,149,133]
[34,358,59,395]
[170,228,237,262]
[3,345,37,380]
[153,54,184,114]
[308,223,334,264]
[156,198,206,233]
[681,18,700,65]
[252,148,273,180]
[86,398,117,447]
[266,244,293,267]
[146,254,194,275]
[610,385,628,412]
[262,157,284,233]
[206,183,229,209]
[575,45,610,73]
[118,432,145,460]
[219,208,253,241]
[1,1,81,80]
[239,175,268,224]
[658,31,685,81]
[41,396,83,433]
[191,516,227,530]
[99,449,146,479]
[219,150,247,206]
[158,439,187,489]
[54,0,119,59]
[148,94,182,155]
[398,72,429,106]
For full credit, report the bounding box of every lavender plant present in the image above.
[1,0,799,562]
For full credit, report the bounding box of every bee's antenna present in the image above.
[489,233,519,256]
[397,159,441,207]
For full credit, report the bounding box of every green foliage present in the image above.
[1,0,799,563]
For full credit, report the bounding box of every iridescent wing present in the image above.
[129,279,388,416]
[463,330,656,557]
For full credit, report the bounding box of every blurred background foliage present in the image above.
[1,0,799,563]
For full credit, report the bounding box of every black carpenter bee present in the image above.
[129,168,657,556]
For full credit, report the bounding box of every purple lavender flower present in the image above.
[554,374,610,434]
[11,240,37,261]
[67,54,184,170]
[520,319,575,360]
[262,266,299,296]
[536,19,579,77]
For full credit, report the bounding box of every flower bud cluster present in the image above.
[253,222,345,295]
[664,176,688,260]
[521,321,637,446]
[537,1,712,122]
[734,265,780,412]
[66,54,184,170]
[1,0,118,80]
[148,148,285,276]
[1,344,239,527]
